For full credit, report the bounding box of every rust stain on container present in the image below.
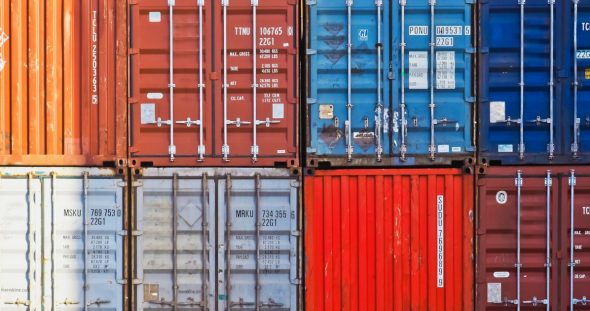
[305,169,474,311]
[476,166,590,310]
[128,0,299,167]
[0,0,127,166]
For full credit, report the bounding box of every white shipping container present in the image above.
[133,168,301,311]
[0,168,127,310]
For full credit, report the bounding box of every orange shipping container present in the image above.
[305,168,474,311]
[0,0,127,166]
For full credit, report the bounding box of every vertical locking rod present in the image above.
[516,170,523,310]
[400,0,407,160]
[222,0,230,161]
[346,0,354,161]
[428,0,437,160]
[518,0,526,160]
[375,0,383,161]
[252,0,260,162]
[573,0,580,157]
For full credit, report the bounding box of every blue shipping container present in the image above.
[306,0,475,167]
[479,0,590,165]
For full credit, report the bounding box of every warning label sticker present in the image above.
[409,51,428,90]
[436,51,455,90]
[586,68,590,80]
[490,101,506,123]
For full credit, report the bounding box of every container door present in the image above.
[570,2,590,158]
[477,172,557,309]
[42,175,125,310]
[307,0,390,160]
[562,172,590,309]
[0,177,42,309]
[136,174,216,311]
[393,0,474,164]
[129,0,212,163]
[479,0,559,163]
[217,174,299,310]
[215,0,298,163]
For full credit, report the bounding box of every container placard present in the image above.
[409,51,428,90]
[436,51,455,89]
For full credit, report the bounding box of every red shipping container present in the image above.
[0,0,127,166]
[128,0,299,167]
[305,168,474,311]
[476,166,590,310]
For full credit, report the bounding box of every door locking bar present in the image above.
[572,0,581,157]
[428,0,437,160]
[399,0,408,161]
[346,0,354,161]
[375,0,383,162]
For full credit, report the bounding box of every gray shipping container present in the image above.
[0,168,127,310]
[132,168,301,311]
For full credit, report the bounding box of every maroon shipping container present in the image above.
[128,0,299,167]
[476,166,590,310]
[305,168,474,311]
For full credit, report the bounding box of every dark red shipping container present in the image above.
[128,0,298,167]
[0,0,127,166]
[476,166,590,310]
[305,169,474,311]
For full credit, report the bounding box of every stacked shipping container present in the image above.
[475,1,590,311]
[2,0,589,309]
[303,0,476,310]
[0,0,302,310]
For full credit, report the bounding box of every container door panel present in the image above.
[217,176,298,311]
[479,0,559,163]
[43,176,125,310]
[477,174,557,309]
[0,178,42,310]
[219,0,297,160]
[573,3,590,157]
[395,0,473,163]
[308,0,389,159]
[136,175,216,311]
[130,0,212,162]
[563,174,590,310]
[561,1,590,161]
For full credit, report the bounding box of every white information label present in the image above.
[436,26,463,36]
[493,271,510,278]
[147,92,164,100]
[273,103,285,119]
[149,12,161,23]
[452,147,462,153]
[436,37,454,47]
[437,195,444,288]
[498,144,514,153]
[409,51,428,90]
[438,145,450,153]
[436,51,456,90]
[490,101,506,123]
[141,104,156,124]
[487,283,502,303]
[409,26,429,36]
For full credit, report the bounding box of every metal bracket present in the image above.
[226,118,251,128]
[176,118,202,127]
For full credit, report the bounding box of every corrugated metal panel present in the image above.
[133,168,300,311]
[305,168,474,311]
[476,166,590,310]
[0,168,126,310]
[129,0,299,167]
[306,0,474,167]
[0,1,127,166]
[478,1,590,164]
